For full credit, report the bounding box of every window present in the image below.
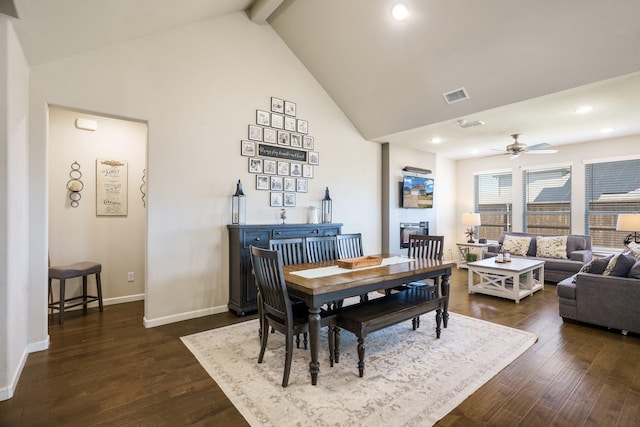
[474,172,512,241]
[523,166,571,234]
[585,158,640,249]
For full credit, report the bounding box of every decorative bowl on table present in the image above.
[336,256,383,269]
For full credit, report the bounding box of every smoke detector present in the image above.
[456,119,485,129]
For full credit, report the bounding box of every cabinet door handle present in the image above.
[255,237,261,241]
[312,230,318,234]
[275,231,281,235]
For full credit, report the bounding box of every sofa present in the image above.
[557,247,640,334]
[484,231,592,283]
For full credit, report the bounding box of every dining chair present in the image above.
[406,234,445,329]
[336,233,364,259]
[305,236,337,263]
[269,237,307,265]
[250,246,337,387]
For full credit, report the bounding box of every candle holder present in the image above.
[322,187,332,223]
[231,180,246,224]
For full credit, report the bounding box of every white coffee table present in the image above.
[467,257,544,303]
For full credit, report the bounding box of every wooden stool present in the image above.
[48,262,103,324]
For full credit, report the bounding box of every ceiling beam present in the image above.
[248,0,283,25]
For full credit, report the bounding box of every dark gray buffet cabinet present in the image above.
[227,223,343,315]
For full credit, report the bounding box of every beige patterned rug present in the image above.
[181,312,536,426]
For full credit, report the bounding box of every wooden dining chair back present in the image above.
[408,235,444,261]
[250,246,336,387]
[268,237,307,265]
[305,236,337,263]
[336,233,364,259]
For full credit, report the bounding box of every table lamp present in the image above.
[462,213,481,243]
[616,213,640,245]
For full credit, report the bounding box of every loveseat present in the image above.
[484,232,592,283]
[557,247,640,334]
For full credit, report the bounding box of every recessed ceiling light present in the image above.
[431,137,442,144]
[600,128,613,134]
[575,105,594,114]
[391,3,409,21]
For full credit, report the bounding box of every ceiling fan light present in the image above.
[391,3,409,21]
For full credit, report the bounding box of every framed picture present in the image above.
[290,163,302,177]
[297,119,308,134]
[270,192,283,207]
[296,178,308,193]
[284,100,296,116]
[96,159,128,216]
[277,161,290,176]
[277,130,290,146]
[290,133,302,148]
[241,140,256,157]
[256,175,269,190]
[248,158,263,173]
[284,116,296,132]
[302,164,313,178]
[256,110,270,127]
[284,177,296,192]
[270,176,283,191]
[303,135,314,150]
[248,125,263,141]
[271,113,283,129]
[271,97,284,113]
[263,128,276,144]
[284,192,296,207]
[263,159,277,175]
[308,151,319,165]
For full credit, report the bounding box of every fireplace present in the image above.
[399,221,429,249]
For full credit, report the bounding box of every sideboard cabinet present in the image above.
[227,223,343,315]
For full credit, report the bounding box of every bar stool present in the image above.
[48,261,103,324]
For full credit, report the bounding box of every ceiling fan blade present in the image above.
[527,149,558,154]
[527,143,551,151]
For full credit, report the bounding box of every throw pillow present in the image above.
[628,261,640,279]
[625,242,640,261]
[603,253,621,276]
[536,236,568,259]
[502,235,532,256]
[580,255,613,275]
[611,253,636,277]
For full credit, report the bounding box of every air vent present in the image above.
[443,87,470,104]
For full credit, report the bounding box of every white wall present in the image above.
[455,135,640,243]
[29,12,382,328]
[0,17,31,401]
[48,107,147,303]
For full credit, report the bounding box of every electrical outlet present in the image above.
[127,272,135,282]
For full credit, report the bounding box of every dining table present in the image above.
[282,254,455,385]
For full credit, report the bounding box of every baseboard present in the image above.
[143,304,229,328]
[57,293,145,312]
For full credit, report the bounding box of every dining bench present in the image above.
[336,287,446,377]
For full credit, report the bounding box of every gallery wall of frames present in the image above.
[241,97,319,208]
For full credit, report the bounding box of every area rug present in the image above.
[181,312,537,426]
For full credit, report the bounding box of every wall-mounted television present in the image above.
[401,175,434,208]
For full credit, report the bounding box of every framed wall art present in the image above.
[96,158,128,216]
[263,128,276,144]
[296,178,308,193]
[284,100,296,116]
[297,119,308,134]
[303,135,314,149]
[271,97,284,113]
[256,110,270,126]
[270,192,283,207]
[256,175,269,190]
[308,151,319,165]
[284,116,296,132]
[277,130,290,146]
[241,140,256,156]
[248,125,263,141]
[263,159,277,175]
[302,164,313,178]
[284,192,296,207]
[270,176,283,191]
[290,133,302,148]
[277,161,290,176]
[290,163,302,177]
[271,113,283,129]
[248,157,263,173]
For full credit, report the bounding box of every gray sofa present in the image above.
[484,231,592,283]
[557,272,640,334]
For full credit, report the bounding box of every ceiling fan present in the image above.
[497,133,558,159]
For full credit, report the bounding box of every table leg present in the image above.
[441,273,450,328]
[308,306,321,385]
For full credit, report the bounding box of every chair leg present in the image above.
[282,329,294,387]
[59,279,66,324]
[48,278,53,316]
[357,336,365,377]
[96,273,104,312]
[258,318,269,364]
[328,327,335,367]
[334,327,341,364]
[82,275,88,312]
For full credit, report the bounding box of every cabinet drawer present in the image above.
[241,230,270,248]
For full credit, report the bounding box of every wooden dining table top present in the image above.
[282,254,456,298]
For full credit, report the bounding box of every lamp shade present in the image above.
[462,213,481,227]
[616,213,640,231]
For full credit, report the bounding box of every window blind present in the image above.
[474,172,512,241]
[523,166,571,234]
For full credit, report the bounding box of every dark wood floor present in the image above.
[2,268,640,426]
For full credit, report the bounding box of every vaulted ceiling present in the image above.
[6,0,640,159]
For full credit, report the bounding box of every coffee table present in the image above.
[467,257,544,303]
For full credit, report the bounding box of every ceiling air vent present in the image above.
[443,87,470,104]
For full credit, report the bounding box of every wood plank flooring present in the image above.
[2,268,640,426]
